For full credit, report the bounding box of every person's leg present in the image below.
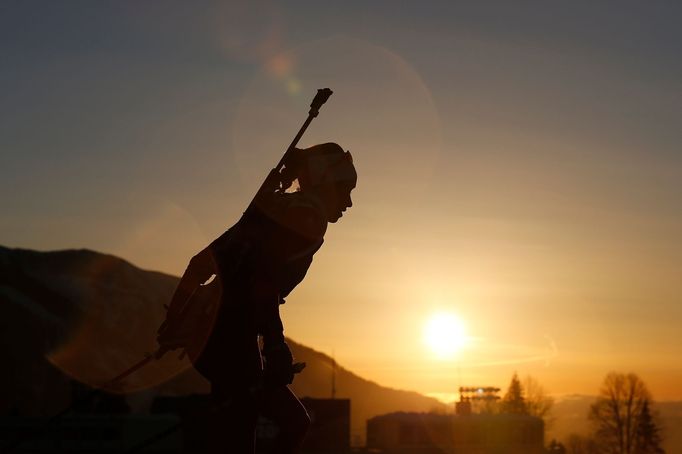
[260,386,311,454]
[198,316,264,453]
[207,384,260,454]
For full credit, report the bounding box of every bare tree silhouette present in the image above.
[588,372,664,454]
[523,375,555,431]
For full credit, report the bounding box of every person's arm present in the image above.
[254,194,326,384]
[251,276,295,385]
[251,273,286,348]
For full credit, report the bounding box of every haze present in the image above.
[2,2,681,402]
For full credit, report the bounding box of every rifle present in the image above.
[248,88,333,209]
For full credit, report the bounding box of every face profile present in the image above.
[327,181,355,223]
[292,142,357,224]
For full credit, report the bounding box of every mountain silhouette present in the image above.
[0,245,443,443]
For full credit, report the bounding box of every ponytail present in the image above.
[280,147,306,192]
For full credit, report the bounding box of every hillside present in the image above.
[0,245,442,442]
[287,339,445,443]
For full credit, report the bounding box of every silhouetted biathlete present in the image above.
[157,143,356,453]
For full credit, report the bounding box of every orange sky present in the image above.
[2,2,681,401]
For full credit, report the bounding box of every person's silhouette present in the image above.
[158,142,356,453]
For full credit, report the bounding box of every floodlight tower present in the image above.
[456,386,501,416]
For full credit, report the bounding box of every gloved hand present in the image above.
[263,341,295,386]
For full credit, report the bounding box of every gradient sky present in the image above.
[2,2,681,401]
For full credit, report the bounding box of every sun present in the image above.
[423,312,468,360]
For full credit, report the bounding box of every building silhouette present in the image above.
[367,412,544,454]
[366,386,544,454]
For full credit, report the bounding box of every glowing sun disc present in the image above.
[423,312,468,359]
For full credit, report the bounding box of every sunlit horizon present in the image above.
[3,2,682,408]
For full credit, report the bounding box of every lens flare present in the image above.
[231,36,443,194]
[45,200,210,393]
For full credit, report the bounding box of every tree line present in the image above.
[492,371,664,453]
